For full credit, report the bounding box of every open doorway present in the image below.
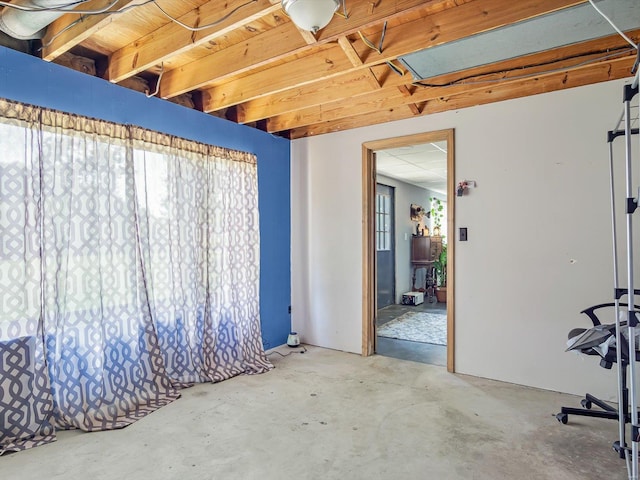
[376,183,396,310]
[362,130,455,372]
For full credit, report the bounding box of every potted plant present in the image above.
[434,243,447,303]
[429,197,444,236]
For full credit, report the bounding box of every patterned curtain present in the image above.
[131,130,272,386]
[0,99,272,454]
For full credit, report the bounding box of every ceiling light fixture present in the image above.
[282,0,339,34]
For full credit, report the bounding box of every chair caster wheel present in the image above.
[581,399,592,409]
[556,413,568,424]
[613,441,627,459]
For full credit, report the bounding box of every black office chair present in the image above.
[556,303,640,458]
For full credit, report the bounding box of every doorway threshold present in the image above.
[376,337,446,366]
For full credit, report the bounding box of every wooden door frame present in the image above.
[362,129,456,373]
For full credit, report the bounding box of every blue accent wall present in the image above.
[0,46,291,349]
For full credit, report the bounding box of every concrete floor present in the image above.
[1,346,629,480]
[376,336,447,366]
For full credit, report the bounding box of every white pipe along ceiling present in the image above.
[0,0,88,40]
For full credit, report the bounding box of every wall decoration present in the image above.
[410,203,426,222]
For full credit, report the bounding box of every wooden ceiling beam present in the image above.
[106,0,281,84]
[338,36,382,89]
[158,20,308,98]
[267,48,634,133]
[314,0,466,41]
[288,55,634,138]
[241,27,636,126]
[267,85,407,132]
[365,69,384,90]
[235,67,392,124]
[349,0,587,65]
[199,0,585,110]
[425,57,633,115]
[157,0,441,98]
[41,0,141,61]
[295,25,319,45]
[235,64,401,123]
[397,85,415,97]
[198,42,355,105]
[406,103,422,115]
[337,36,363,66]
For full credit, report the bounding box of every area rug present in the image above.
[377,311,447,346]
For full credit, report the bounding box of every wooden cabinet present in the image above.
[411,235,442,265]
[410,235,442,292]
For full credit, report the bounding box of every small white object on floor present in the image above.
[401,292,424,306]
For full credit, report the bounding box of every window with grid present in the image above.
[376,193,391,251]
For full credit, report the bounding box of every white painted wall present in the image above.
[291,78,639,398]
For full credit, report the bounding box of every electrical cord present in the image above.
[6,0,638,53]
[38,0,254,50]
[39,1,154,50]
[39,19,82,49]
[151,0,258,32]
[588,0,638,50]
[359,21,406,76]
[145,62,164,97]
[8,0,258,38]
[17,0,637,93]
[358,21,387,55]
[335,0,348,20]
[413,47,636,89]
[0,0,117,14]
[267,345,307,357]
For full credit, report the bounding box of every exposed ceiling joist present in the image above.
[0,0,635,138]
[41,0,140,61]
[107,0,282,84]
[235,67,390,124]
[265,31,639,132]
[289,53,635,138]
[195,0,587,110]
[156,0,443,99]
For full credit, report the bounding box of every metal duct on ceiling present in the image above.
[0,0,88,40]
[398,0,640,81]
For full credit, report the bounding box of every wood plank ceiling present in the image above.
[3,0,639,138]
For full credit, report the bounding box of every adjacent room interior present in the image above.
[1,0,640,478]
[374,137,450,367]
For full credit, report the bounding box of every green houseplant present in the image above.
[434,243,447,303]
[429,197,444,235]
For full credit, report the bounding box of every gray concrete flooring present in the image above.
[376,336,447,366]
[1,346,629,480]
